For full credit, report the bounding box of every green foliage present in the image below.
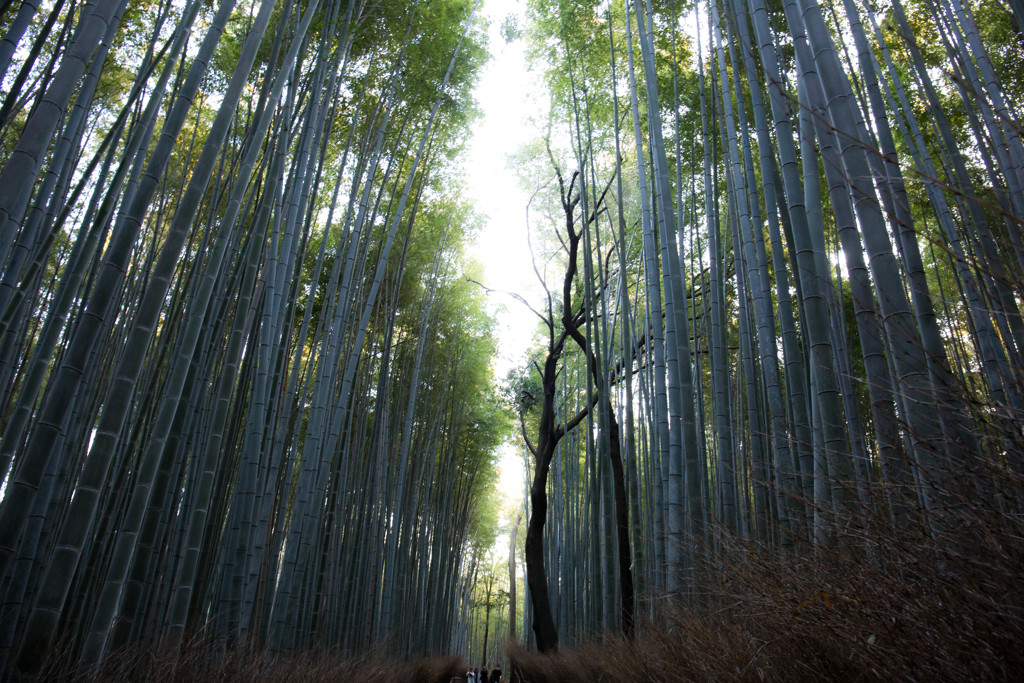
[501,12,523,43]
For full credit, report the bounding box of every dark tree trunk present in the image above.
[524,349,564,654]
[606,404,635,638]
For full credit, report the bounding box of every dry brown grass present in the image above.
[36,644,466,682]
[507,483,1024,682]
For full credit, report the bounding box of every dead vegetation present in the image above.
[508,482,1024,682]
[35,644,465,683]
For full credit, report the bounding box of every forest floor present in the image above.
[72,527,1022,683]
[42,505,1024,683]
[56,648,467,682]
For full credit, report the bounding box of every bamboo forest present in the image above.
[0,0,1022,679]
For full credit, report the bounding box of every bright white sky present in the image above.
[466,0,539,377]
[464,0,542,513]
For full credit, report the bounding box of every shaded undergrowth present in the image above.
[30,460,1024,682]
[509,476,1024,682]
[35,645,465,682]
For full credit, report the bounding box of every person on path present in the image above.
[490,666,502,683]
[480,666,489,683]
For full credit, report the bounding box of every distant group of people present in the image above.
[464,665,501,682]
